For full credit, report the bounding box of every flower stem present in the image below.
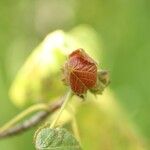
[50,89,73,128]
[0,104,49,133]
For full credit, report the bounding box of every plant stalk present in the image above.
[0,103,49,133]
[50,89,73,128]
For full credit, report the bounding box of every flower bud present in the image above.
[62,48,98,95]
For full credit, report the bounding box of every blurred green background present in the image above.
[0,0,150,149]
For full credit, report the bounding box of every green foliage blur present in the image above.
[0,0,150,149]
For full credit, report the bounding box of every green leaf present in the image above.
[9,25,101,107]
[34,127,82,150]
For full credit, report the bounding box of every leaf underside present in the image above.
[35,127,82,150]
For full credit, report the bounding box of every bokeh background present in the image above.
[0,0,150,149]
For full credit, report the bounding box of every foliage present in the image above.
[0,1,150,149]
[0,27,148,150]
[35,127,81,150]
[9,26,100,107]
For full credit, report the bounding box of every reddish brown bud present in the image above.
[62,48,98,95]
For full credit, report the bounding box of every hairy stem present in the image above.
[0,99,64,139]
[0,104,49,133]
[50,89,73,128]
